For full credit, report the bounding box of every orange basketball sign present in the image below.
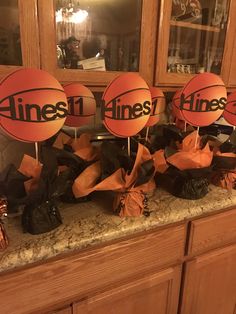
[146,87,166,127]
[64,83,96,127]
[172,89,184,121]
[223,91,236,126]
[0,68,68,142]
[180,73,226,127]
[101,73,151,137]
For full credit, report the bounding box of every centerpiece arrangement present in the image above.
[0,66,235,250]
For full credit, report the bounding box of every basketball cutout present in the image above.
[63,83,96,127]
[172,89,184,120]
[180,73,227,127]
[101,73,151,137]
[0,68,68,142]
[146,87,166,127]
[223,91,236,126]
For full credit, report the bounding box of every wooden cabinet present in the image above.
[1,1,236,89]
[0,207,236,313]
[155,0,236,88]
[180,207,236,314]
[180,244,236,314]
[50,306,72,314]
[73,266,181,314]
[0,0,40,79]
[188,207,236,257]
[226,23,236,87]
[0,224,185,314]
[37,0,158,87]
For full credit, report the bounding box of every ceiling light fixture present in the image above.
[56,0,88,24]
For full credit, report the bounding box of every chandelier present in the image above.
[56,0,88,24]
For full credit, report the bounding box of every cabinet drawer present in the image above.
[187,207,236,256]
[73,265,182,314]
[0,224,186,314]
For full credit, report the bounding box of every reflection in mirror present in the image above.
[0,0,22,66]
[168,0,229,75]
[55,0,142,71]
[0,0,22,65]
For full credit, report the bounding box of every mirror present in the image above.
[0,0,22,66]
[55,0,142,71]
[167,0,230,74]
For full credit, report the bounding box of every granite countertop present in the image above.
[1,185,236,273]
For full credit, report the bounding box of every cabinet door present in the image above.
[0,0,40,79]
[226,8,236,87]
[38,0,158,87]
[73,265,181,314]
[181,244,236,314]
[227,36,236,86]
[155,0,236,87]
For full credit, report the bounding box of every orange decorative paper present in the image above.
[72,143,155,217]
[114,190,145,217]
[53,131,71,149]
[212,149,236,190]
[212,170,236,190]
[215,151,236,158]
[167,131,213,170]
[73,162,125,198]
[71,133,99,161]
[152,149,169,174]
[18,155,42,194]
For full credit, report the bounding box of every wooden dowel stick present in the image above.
[145,127,149,142]
[35,142,39,164]
[194,127,199,149]
[74,127,77,140]
[184,121,187,132]
[128,137,131,157]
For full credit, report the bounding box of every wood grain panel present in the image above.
[0,224,185,314]
[0,0,40,79]
[188,207,236,256]
[221,0,236,86]
[139,0,159,86]
[49,306,72,314]
[18,0,40,68]
[73,265,182,314]
[181,244,236,314]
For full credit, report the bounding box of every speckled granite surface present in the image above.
[1,185,236,273]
